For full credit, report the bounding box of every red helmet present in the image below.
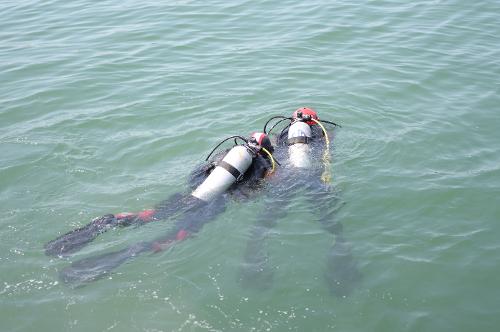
[292,107,319,125]
[251,132,274,153]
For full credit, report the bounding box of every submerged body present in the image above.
[47,109,359,294]
[47,135,274,286]
[240,108,360,297]
[45,149,271,258]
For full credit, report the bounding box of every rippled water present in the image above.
[2,0,500,331]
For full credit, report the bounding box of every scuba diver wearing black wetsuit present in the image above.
[45,132,276,285]
[239,108,361,297]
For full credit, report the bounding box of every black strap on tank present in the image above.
[287,136,310,145]
[218,160,243,181]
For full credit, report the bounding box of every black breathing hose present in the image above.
[205,135,248,161]
[263,116,291,134]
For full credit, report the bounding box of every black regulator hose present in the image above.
[205,135,248,161]
[320,119,342,128]
[279,123,292,140]
[263,116,292,134]
[267,117,294,135]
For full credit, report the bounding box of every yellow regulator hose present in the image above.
[311,118,331,184]
[261,147,276,174]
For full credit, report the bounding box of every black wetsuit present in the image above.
[46,149,271,285]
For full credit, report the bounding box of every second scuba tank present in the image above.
[192,145,254,202]
[287,121,312,168]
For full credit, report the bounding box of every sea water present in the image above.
[1,0,500,331]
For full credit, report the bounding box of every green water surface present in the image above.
[1,0,500,331]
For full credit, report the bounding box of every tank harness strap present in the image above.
[218,160,243,181]
[287,136,310,146]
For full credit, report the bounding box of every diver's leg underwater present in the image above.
[52,132,276,286]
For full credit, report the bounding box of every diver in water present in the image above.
[239,107,360,297]
[46,132,276,285]
[45,132,275,257]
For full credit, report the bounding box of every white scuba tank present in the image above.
[192,145,253,202]
[288,121,312,168]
